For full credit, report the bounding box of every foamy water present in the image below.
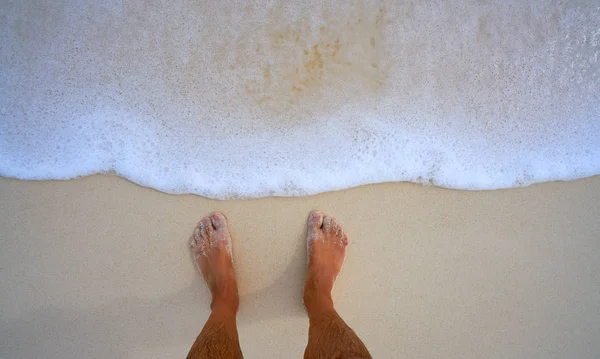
[1,0,599,199]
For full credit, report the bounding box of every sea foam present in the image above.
[1,0,599,199]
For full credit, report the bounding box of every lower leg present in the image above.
[303,211,372,359]
[304,286,371,359]
[187,308,242,359]
[187,212,243,359]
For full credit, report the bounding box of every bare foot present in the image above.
[190,211,239,313]
[303,210,348,313]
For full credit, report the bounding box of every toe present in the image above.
[336,227,348,246]
[211,211,228,230]
[331,218,342,235]
[308,210,324,230]
[191,223,207,259]
[323,216,334,231]
[191,225,201,248]
[201,216,214,236]
[202,216,215,229]
[330,218,347,244]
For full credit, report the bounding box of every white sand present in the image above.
[1,175,599,358]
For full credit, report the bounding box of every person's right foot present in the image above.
[190,211,239,313]
[303,210,348,313]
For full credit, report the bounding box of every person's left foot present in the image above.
[190,211,239,313]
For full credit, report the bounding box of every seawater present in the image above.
[1,0,599,199]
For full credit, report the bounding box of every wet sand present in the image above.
[1,175,599,358]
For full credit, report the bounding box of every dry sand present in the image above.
[1,175,599,358]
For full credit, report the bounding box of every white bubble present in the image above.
[1,0,599,198]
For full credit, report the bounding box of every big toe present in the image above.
[211,211,228,230]
[307,210,324,231]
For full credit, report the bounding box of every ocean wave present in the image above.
[1,0,599,199]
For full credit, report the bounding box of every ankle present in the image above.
[210,302,238,317]
[303,285,335,316]
[210,293,239,315]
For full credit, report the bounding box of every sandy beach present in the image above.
[1,175,599,358]
[2,1,599,357]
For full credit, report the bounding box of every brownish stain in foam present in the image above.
[214,4,392,121]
